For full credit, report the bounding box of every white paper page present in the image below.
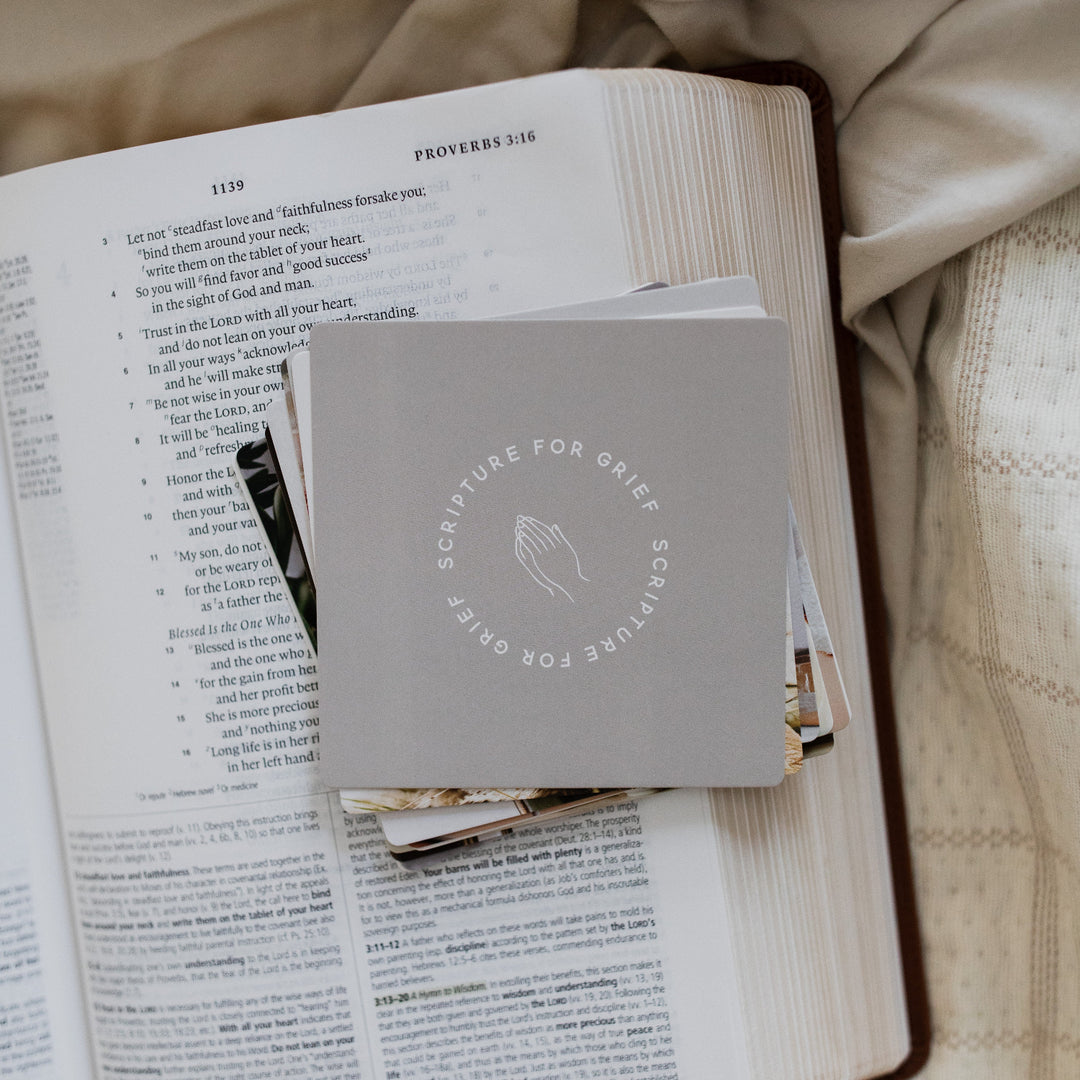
[0,411,93,1075]
[0,72,748,1078]
[791,503,850,731]
[652,306,765,318]
[329,788,751,1080]
[499,275,762,318]
[0,69,629,823]
[288,348,314,541]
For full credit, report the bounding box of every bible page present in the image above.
[0,71,751,1079]
[0,403,93,1075]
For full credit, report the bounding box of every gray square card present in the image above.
[312,317,789,788]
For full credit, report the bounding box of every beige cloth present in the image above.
[3,2,1080,1075]
[900,188,1080,1080]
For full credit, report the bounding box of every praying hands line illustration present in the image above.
[514,515,589,603]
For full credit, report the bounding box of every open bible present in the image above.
[0,68,925,1078]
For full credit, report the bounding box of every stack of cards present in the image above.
[235,278,849,858]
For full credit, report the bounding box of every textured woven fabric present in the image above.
[899,187,1080,1078]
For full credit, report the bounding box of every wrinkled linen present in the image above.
[898,189,1080,1080]
[3,2,1079,1075]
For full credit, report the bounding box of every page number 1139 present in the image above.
[212,179,245,195]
